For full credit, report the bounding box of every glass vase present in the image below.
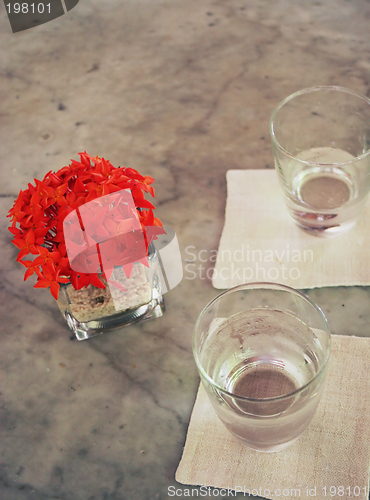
[56,246,165,340]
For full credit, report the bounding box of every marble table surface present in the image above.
[1,1,370,499]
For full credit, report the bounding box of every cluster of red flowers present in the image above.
[7,152,163,300]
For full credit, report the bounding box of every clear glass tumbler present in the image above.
[270,86,370,236]
[193,283,331,452]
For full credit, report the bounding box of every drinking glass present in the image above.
[270,86,370,236]
[193,283,331,452]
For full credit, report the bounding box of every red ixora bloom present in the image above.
[7,152,164,299]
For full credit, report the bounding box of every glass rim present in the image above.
[269,85,370,166]
[193,282,331,403]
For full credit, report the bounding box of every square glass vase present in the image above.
[56,246,165,340]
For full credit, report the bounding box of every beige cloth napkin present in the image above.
[176,335,370,500]
[212,170,370,289]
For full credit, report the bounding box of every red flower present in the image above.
[12,231,39,261]
[43,183,69,207]
[7,152,163,299]
[20,259,43,281]
[34,264,69,300]
[8,192,26,225]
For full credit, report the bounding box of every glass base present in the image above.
[63,294,165,341]
[234,432,302,453]
[292,212,357,238]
